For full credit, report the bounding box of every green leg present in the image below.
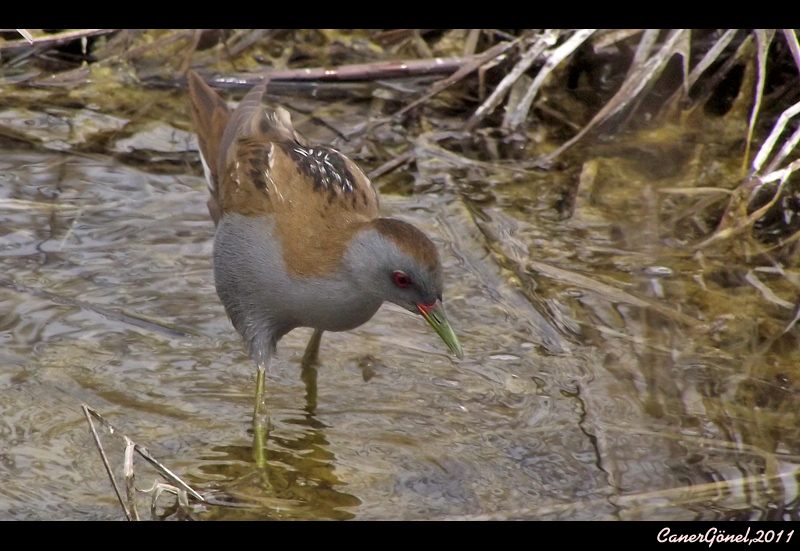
[300,330,322,415]
[252,362,268,467]
[301,329,323,368]
[300,359,318,416]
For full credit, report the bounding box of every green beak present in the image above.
[417,300,463,359]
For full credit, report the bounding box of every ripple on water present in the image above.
[2,132,800,521]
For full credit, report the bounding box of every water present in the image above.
[1,97,799,520]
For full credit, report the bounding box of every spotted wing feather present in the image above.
[189,71,381,275]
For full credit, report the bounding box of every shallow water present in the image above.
[1,93,799,520]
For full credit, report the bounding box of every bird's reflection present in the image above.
[192,359,360,520]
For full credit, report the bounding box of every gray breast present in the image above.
[213,213,382,364]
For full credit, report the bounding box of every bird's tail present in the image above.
[187,70,231,225]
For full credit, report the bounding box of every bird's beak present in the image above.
[417,300,463,359]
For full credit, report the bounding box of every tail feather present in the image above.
[219,79,267,165]
[188,71,307,224]
[187,70,231,223]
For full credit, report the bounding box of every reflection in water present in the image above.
[192,361,360,520]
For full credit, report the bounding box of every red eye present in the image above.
[392,270,412,288]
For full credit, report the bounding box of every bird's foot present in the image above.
[356,354,383,382]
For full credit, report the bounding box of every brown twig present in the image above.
[179,29,204,75]
[463,29,482,56]
[0,29,118,52]
[340,38,523,143]
[368,151,415,180]
[503,29,597,132]
[123,437,140,521]
[658,29,739,118]
[227,29,271,58]
[147,482,190,520]
[694,166,796,251]
[591,29,644,53]
[753,99,800,174]
[82,405,133,521]
[682,33,753,116]
[15,29,35,44]
[202,56,468,89]
[20,30,196,87]
[82,404,205,504]
[465,31,558,130]
[534,29,689,168]
[373,29,420,47]
[782,29,800,75]
[742,30,776,172]
[393,37,522,119]
[120,29,196,61]
[132,443,205,502]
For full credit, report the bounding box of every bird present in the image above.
[186,70,463,424]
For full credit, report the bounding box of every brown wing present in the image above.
[190,71,380,276]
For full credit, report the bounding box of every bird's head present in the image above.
[346,218,463,359]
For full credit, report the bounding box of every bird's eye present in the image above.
[392,270,412,289]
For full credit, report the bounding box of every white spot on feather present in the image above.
[199,150,214,194]
[266,170,284,202]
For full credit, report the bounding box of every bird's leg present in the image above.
[300,357,318,416]
[252,361,269,468]
[301,329,324,368]
[300,329,322,415]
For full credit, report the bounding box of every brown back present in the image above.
[187,70,381,276]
